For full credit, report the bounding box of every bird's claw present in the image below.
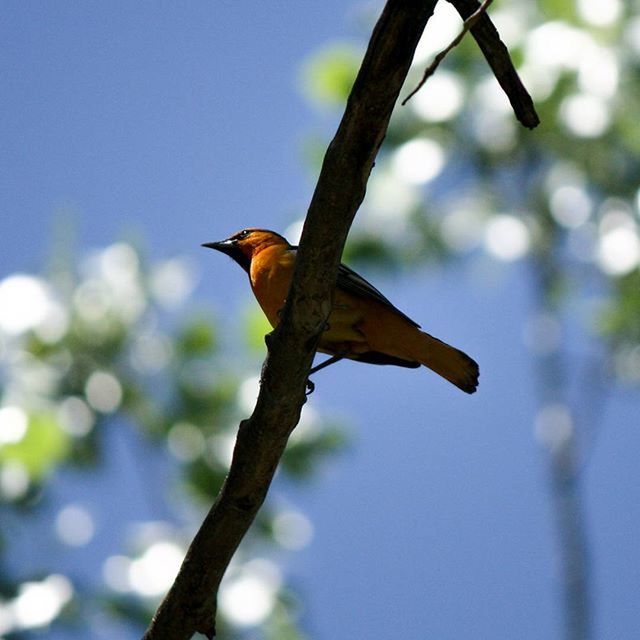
[305,379,315,395]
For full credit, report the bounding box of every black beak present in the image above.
[202,238,250,272]
[202,239,235,256]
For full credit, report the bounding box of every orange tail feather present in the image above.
[405,330,479,394]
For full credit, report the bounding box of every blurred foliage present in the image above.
[0,242,343,638]
[0,413,70,480]
[299,43,364,108]
[243,305,275,354]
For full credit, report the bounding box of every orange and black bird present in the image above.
[203,229,479,393]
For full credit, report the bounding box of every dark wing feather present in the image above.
[353,351,420,368]
[336,263,420,328]
[290,247,420,328]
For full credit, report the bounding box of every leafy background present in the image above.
[1,1,640,638]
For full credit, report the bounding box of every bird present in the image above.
[203,228,479,393]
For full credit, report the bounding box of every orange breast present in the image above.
[249,245,296,327]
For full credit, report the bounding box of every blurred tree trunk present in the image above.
[532,248,592,640]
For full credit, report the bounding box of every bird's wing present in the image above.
[336,262,420,328]
[290,247,420,328]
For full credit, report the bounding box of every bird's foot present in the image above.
[305,379,315,395]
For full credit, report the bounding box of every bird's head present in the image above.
[202,228,290,272]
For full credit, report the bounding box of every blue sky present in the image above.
[2,2,640,639]
[1,1,348,262]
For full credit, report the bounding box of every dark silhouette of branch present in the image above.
[141,1,438,638]
[448,0,539,128]
[403,0,539,128]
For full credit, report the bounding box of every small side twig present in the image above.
[402,0,493,106]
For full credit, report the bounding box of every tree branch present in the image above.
[402,0,494,106]
[447,0,539,129]
[141,1,438,638]
[404,0,539,129]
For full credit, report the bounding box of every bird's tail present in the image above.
[404,330,479,394]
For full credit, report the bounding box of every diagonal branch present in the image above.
[141,1,438,638]
[403,0,539,129]
[447,0,539,128]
